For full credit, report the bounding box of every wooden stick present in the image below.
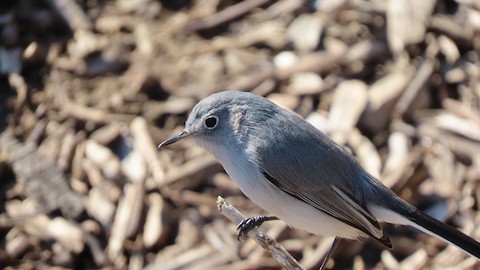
[185,0,271,32]
[217,196,305,270]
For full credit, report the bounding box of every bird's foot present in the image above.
[236,215,278,240]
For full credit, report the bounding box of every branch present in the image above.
[217,196,305,270]
[185,0,271,32]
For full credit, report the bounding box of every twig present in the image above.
[61,100,136,124]
[8,73,27,109]
[48,0,92,31]
[394,40,439,116]
[130,117,166,186]
[185,0,272,32]
[161,155,221,188]
[217,196,305,270]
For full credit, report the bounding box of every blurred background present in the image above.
[1,0,480,269]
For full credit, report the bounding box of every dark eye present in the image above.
[204,115,218,129]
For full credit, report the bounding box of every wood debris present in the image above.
[1,0,480,269]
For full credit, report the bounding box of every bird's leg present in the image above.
[319,237,341,270]
[236,215,279,240]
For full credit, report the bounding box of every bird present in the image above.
[159,90,480,268]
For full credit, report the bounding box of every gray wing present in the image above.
[249,111,391,247]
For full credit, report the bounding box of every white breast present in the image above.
[211,145,365,240]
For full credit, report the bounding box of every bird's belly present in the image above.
[221,159,364,239]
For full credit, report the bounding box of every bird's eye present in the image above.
[204,115,218,129]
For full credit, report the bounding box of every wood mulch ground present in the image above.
[1,0,480,269]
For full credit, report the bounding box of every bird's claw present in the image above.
[235,216,279,241]
[236,217,256,241]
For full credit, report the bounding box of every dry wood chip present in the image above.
[419,123,480,160]
[58,128,77,171]
[341,40,389,64]
[274,51,299,70]
[267,93,301,110]
[143,193,169,248]
[203,220,238,260]
[275,50,344,80]
[95,16,124,34]
[8,73,27,108]
[89,124,122,145]
[396,248,431,269]
[180,190,218,209]
[314,0,348,12]
[121,149,147,183]
[306,111,329,133]
[85,187,116,227]
[147,244,217,270]
[380,250,399,269]
[285,72,324,95]
[85,140,122,180]
[324,37,348,57]
[82,158,105,187]
[299,237,335,269]
[368,68,413,110]
[5,231,29,258]
[107,183,145,261]
[5,199,38,218]
[382,131,412,188]
[438,35,461,64]
[0,133,84,219]
[184,0,271,32]
[236,21,288,49]
[348,129,382,178]
[430,14,473,45]
[161,155,221,187]
[387,0,436,53]
[143,98,196,121]
[423,142,457,197]
[266,0,305,18]
[38,121,67,159]
[129,250,144,270]
[61,99,136,124]
[23,215,84,253]
[211,173,242,195]
[433,113,480,142]
[67,30,104,60]
[327,80,368,144]
[48,0,92,31]
[395,54,436,116]
[188,252,235,270]
[135,23,154,57]
[468,8,480,30]
[287,14,323,53]
[117,0,161,15]
[432,243,474,267]
[353,255,366,270]
[362,67,414,132]
[176,210,204,250]
[130,117,165,185]
[445,67,467,84]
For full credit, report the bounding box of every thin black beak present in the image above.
[158,131,189,148]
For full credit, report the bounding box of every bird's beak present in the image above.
[158,130,189,148]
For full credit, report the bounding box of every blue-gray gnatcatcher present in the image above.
[159,90,480,266]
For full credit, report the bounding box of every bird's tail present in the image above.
[370,201,480,259]
[402,208,480,259]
